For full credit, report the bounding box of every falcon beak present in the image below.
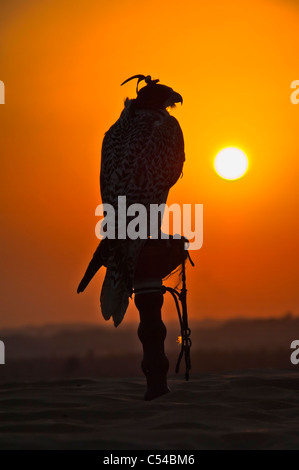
[172,91,183,105]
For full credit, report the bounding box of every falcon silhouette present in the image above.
[78,75,185,326]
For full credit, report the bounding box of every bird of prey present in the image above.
[78,75,185,326]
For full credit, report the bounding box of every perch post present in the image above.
[134,238,188,401]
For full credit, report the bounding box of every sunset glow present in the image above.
[0,0,298,328]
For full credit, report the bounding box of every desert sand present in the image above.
[0,370,299,450]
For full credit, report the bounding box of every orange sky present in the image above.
[0,0,298,328]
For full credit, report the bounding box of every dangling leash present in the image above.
[132,237,194,381]
[163,248,194,381]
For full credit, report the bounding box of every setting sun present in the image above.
[214,147,248,180]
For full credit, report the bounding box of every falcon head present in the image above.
[121,74,183,110]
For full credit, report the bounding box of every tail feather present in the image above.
[77,239,109,293]
[100,268,130,327]
[78,238,146,326]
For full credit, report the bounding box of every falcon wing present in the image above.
[99,102,185,326]
[100,106,185,210]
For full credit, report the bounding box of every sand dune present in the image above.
[0,370,299,450]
